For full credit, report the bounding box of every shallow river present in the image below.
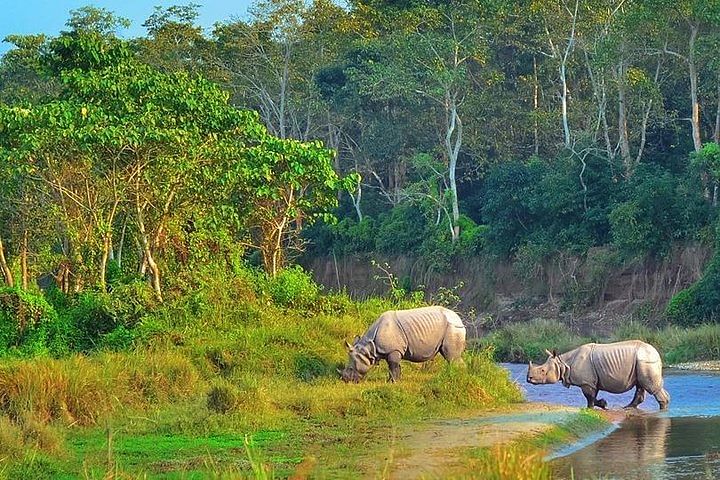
[503,363,720,479]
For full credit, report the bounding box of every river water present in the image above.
[503,363,720,479]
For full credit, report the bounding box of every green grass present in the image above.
[0,274,524,478]
[529,409,607,450]
[461,409,609,480]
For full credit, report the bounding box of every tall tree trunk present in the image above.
[117,215,127,269]
[559,0,579,148]
[0,236,14,287]
[349,181,363,222]
[636,57,663,166]
[689,25,702,153]
[21,230,28,290]
[136,192,162,302]
[445,92,462,242]
[584,50,613,160]
[99,233,111,292]
[533,56,540,156]
[617,59,632,174]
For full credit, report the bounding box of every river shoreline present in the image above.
[669,360,720,371]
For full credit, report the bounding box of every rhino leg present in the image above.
[581,386,607,409]
[387,351,402,382]
[653,388,670,410]
[581,385,598,409]
[625,386,646,409]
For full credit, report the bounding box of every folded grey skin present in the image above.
[527,340,670,410]
[340,306,466,383]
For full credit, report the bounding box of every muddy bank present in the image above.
[305,245,711,336]
[390,404,579,479]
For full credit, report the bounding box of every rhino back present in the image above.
[396,306,458,361]
[590,341,643,393]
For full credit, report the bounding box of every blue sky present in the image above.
[0,1,254,54]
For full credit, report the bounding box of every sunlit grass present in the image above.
[0,277,524,478]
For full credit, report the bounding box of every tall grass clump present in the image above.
[474,444,552,480]
[610,321,665,349]
[0,351,203,428]
[658,324,720,363]
[425,348,522,408]
[483,319,587,362]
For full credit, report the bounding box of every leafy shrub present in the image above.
[665,237,720,326]
[294,353,334,382]
[265,266,320,309]
[60,292,115,351]
[0,288,73,356]
[207,381,239,414]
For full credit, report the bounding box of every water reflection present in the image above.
[500,363,720,479]
[554,415,720,480]
[554,415,669,479]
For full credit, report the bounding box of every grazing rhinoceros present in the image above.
[339,306,466,383]
[526,340,670,410]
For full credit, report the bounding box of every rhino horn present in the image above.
[336,368,343,376]
[544,349,554,357]
[344,340,353,351]
[529,360,533,367]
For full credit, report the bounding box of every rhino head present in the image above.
[339,336,377,383]
[526,349,566,385]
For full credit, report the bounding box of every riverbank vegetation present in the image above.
[484,317,720,365]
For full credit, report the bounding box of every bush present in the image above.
[0,288,73,357]
[331,217,378,254]
[665,238,720,326]
[207,381,240,414]
[265,266,320,309]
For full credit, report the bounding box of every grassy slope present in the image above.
[0,280,525,479]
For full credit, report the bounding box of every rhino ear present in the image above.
[344,340,353,351]
[552,349,558,357]
[544,349,553,357]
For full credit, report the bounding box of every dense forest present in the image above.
[3,0,720,332]
[2,2,720,477]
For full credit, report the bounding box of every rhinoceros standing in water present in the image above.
[526,340,670,410]
[340,306,466,383]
